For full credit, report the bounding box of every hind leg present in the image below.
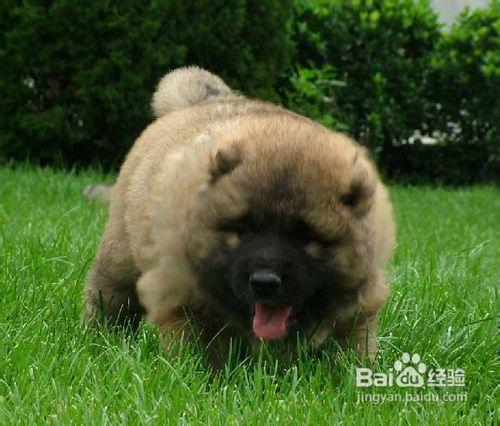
[84,215,143,329]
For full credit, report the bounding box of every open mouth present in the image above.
[252,302,293,340]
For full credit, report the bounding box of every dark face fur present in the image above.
[198,213,344,341]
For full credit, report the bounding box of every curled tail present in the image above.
[151,66,237,118]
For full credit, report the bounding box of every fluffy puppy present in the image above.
[84,66,395,360]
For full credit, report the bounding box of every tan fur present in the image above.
[84,66,395,360]
[83,184,113,201]
[151,66,237,117]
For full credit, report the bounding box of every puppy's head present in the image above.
[187,120,378,342]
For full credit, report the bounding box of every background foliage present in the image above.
[0,0,498,183]
[290,0,441,153]
[421,2,500,183]
[0,0,294,167]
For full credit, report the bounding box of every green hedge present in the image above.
[287,0,499,183]
[0,0,498,183]
[289,0,441,154]
[0,0,294,167]
[424,2,499,182]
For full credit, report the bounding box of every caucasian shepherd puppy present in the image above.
[84,67,395,360]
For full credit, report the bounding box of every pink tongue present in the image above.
[252,303,292,340]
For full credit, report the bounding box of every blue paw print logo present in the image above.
[394,352,427,388]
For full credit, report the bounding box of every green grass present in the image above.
[0,164,498,425]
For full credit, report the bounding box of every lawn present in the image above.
[0,165,497,424]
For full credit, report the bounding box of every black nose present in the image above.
[249,270,281,293]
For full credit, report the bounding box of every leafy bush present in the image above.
[285,65,348,130]
[289,0,441,156]
[288,0,499,183]
[422,1,500,182]
[0,0,294,167]
[0,0,497,184]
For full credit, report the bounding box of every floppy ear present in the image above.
[209,143,242,182]
[341,149,376,216]
[341,176,375,216]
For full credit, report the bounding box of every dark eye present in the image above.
[292,218,340,247]
[293,219,323,243]
[217,214,255,235]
